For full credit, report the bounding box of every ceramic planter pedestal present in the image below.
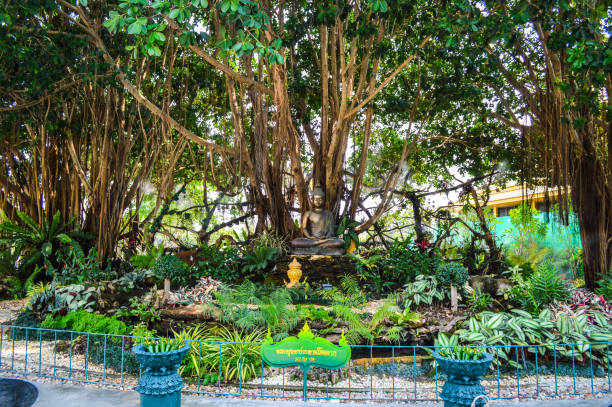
[433,351,493,407]
[132,344,190,407]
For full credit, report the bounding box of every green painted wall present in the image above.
[494,213,581,252]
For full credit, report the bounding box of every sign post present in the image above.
[261,322,351,400]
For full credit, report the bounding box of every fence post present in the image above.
[301,366,309,401]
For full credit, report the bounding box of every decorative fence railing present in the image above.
[1,324,611,402]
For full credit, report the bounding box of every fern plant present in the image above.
[527,264,569,310]
[215,282,298,340]
[241,246,279,274]
[320,274,366,307]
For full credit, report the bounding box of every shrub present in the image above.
[55,245,115,285]
[41,310,130,335]
[41,311,139,373]
[380,238,442,284]
[435,262,469,288]
[192,243,242,282]
[152,254,189,286]
[596,273,612,301]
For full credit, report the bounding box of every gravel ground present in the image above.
[2,332,611,404]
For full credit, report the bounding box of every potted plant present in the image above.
[132,338,190,407]
[433,345,493,407]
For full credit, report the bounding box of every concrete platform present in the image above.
[26,380,612,407]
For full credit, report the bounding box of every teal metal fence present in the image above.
[1,324,611,402]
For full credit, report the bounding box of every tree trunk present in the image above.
[572,147,612,289]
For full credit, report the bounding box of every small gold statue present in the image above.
[285,257,304,288]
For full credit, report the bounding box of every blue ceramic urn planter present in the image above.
[132,343,190,407]
[433,351,493,407]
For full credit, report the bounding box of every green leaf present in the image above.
[466,332,486,342]
[168,8,180,18]
[41,242,52,257]
[221,1,230,12]
[56,233,72,243]
[80,0,88,6]
[487,313,504,330]
[127,22,143,35]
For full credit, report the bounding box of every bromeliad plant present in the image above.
[438,345,484,361]
[143,337,184,353]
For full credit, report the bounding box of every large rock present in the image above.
[469,276,513,297]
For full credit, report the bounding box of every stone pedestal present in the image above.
[433,352,493,407]
[290,245,345,256]
[132,344,190,407]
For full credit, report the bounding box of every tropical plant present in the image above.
[55,245,115,285]
[508,264,569,314]
[173,324,210,379]
[129,245,164,269]
[296,305,334,325]
[352,252,393,294]
[131,322,157,344]
[0,210,79,295]
[446,308,612,368]
[336,217,361,250]
[331,295,401,345]
[30,282,100,316]
[318,274,367,308]
[142,338,184,353]
[380,238,442,284]
[116,291,161,324]
[195,327,265,383]
[249,232,288,256]
[401,275,446,308]
[390,308,423,327]
[215,281,299,340]
[55,284,100,314]
[596,273,612,302]
[507,204,548,257]
[112,269,155,292]
[241,245,279,274]
[467,288,492,313]
[505,242,549,276]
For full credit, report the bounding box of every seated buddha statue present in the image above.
[290,187,345,256]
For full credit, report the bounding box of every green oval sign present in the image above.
[261,322,351,370]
